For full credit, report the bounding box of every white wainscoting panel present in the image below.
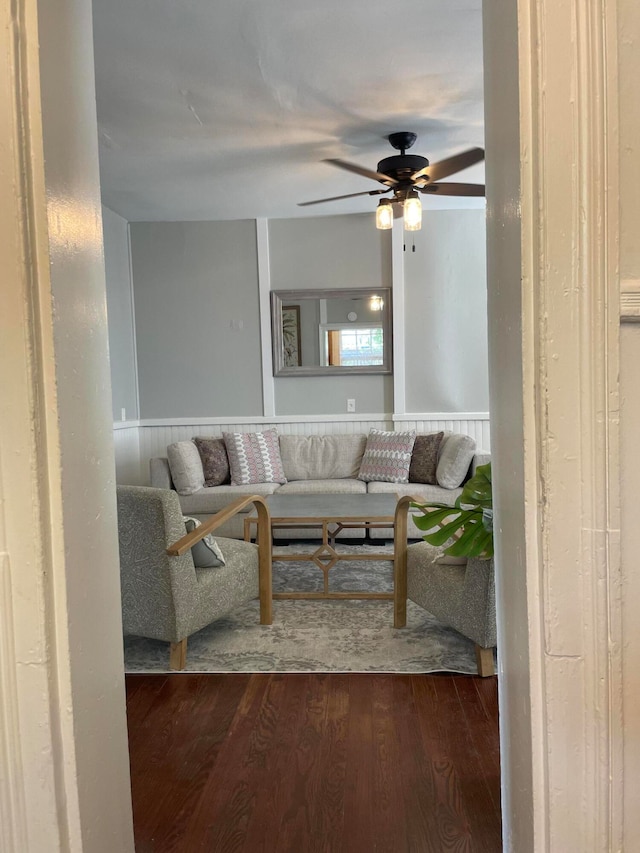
[113,426,142,485]
[129,413,490,485]
[394,414,491,451]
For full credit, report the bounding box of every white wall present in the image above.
[10,0,133,853]
[103,205,138,422]
[130,220,263,417]
[268,212,391,291]
[404,209,488,412]
[268,213,394,415]
[121,210,487,422]
[482,3,532,848]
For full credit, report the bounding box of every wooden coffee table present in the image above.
[244,493,411,626]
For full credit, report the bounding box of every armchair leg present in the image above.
[169,638,187,671]
[475,644,495,678]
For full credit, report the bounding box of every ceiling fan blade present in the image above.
[298,188,391,207]
[411,147,485,183]
[324,158,398,186]
[419,182,486,197]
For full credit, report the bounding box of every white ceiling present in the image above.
[92,0,485,222]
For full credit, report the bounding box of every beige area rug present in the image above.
[123,543,480,674]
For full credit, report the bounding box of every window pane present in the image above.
[338,327,383,366]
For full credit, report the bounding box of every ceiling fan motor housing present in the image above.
[377,154,429,182]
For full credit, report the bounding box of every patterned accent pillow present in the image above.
[409,432,444,484]
[223,429,287,485]
[357,428,417,484]
[194,437,231,487]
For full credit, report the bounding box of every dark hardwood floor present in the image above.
[126,673,501,852]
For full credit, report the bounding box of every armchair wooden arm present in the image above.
[166,495,273,625]
[393,496,413,628]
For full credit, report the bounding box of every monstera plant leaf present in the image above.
[411,462,494,559]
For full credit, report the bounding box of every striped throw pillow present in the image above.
[357,429,416,484]
[223,429,287,485]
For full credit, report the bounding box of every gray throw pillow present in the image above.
[167,440,205,496]
[184,517,225,568]
[436,433,477,489]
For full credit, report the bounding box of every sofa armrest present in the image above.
[150,456,173,489]
[471,452,491,477]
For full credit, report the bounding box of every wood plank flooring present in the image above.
[126,673,501,853]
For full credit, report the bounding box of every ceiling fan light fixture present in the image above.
[375,199,393,230]
[403,192,422,231]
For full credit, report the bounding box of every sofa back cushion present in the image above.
[279,434,367,481]
[167,440,205,496]
[436,432,477,489]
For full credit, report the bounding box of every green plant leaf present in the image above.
[410,506,463,532]
[416,510,479,546]
[410,462,494,558]
[447,525,493,558]
[445,518,487,557]
[459,464,492,509]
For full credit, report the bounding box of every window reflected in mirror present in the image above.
[323,326,384,367]
[271,288,392,377]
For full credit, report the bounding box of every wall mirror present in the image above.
[271,287,392,377]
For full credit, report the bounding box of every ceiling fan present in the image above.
[299,132,485,230]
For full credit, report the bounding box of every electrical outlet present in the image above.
[121,407,126,421]
[347,399,356,413]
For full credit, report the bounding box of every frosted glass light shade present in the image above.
[375,200,393,230]
[403,195,422,231]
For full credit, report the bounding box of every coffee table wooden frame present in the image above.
[244,495,411,627]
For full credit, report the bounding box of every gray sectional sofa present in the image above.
[150,432,489,541]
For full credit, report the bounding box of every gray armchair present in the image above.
[116,485,272,670]
[406,543,496,676]
[394,498,496,676]
[407,542,496,676]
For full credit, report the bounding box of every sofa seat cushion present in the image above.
[276,478,367,495]
[178,482,281,515]
[280,434,367,480]
[366,481,463,504]
[367,481,463,540]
